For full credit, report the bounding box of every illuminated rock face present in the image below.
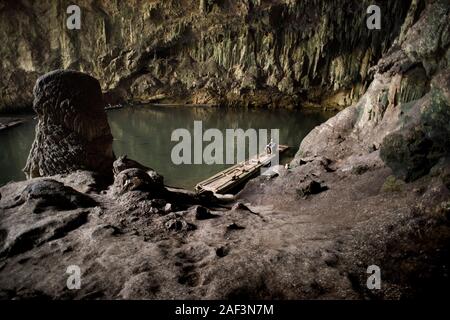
[296,0,450,181]
[0,0,416,111]
[23,70,114,179]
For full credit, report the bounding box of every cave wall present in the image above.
[0,0,419,112]
[296,0,450,178]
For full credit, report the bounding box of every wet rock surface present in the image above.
[194,206,216,220]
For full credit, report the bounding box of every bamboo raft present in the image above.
[105,104,124,110]
[195,144,289,194]
[0,119,24,132]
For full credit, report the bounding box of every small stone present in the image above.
[227,223,245,230]
[164,203,173,213]
[296,180,328,199]
[194,206,215,220]
[232,202,251,211]
[165,218,196,232]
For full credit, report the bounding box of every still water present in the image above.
[0,106,333,189]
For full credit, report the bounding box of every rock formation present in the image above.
[0,0,449,300]
[23,70,114,179]
[296,0,450,180]
[112,168,164,196]
[113,155,155,177]
[0,0,417,111]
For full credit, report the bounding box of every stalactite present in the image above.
[0,0,418,111]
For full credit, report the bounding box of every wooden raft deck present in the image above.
[0,119,25,132]
[195,145,289,194]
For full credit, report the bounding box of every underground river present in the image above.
[0,106,334,189]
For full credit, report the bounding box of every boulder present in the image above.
[194,205,216,220]
[113,155,154,177]
[380,129,433,182]
[23,70,114,180]
[112,168,164,195]
[0,210,89,258]
[1,179,96,213]
[296,180,328,199]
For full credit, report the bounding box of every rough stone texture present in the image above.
[296,0,450,170]
[113,155,154,177]
[1,158,449,299]
[295,179,328,199]
[112,168,164,196]
[0,179,96,213]
[23,70,114,179]
[0,0,417,111]
[0,0,449,301]
[380,129,431,182]
[379,66,450,181]
[0,178,94,258]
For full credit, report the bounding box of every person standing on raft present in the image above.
[266,139,277,155]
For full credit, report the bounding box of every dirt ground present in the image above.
[0,151,449,299]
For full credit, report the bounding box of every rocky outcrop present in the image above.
[23,70,114,179]
[0,178,95,257]
[113,155,154,177]
[3,144,449,299]
[112,168,164,196]
[0,0,418,111]
[380,70,450,181]
[0,0,449,301]
[296,0,450,171]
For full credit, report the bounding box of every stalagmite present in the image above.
[24,70,115,179]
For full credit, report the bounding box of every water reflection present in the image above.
[0,106,333,188]
[108,106,333,189]
[0,120,36,185]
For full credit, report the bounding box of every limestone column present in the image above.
[24,70,114,179]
